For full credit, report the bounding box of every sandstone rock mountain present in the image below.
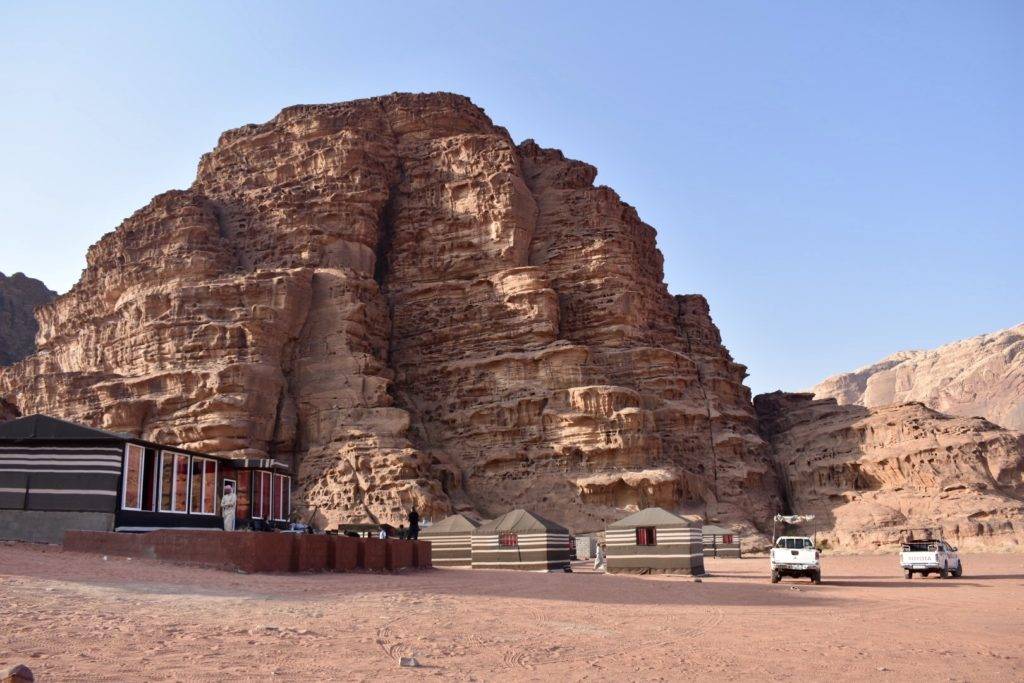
[812,324,1024,431]
[0,272,56,366]
[0,397,18,422]
[755,392,1024,550]
[0,93,781,533]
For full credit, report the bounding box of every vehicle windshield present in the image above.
[777,538,812,549]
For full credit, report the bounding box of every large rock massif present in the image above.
[0,272,56,366]
[0,93,780,533]
[756,392,1024,550]
[812,324,1024,431]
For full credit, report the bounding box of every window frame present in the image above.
[271,474,290,522]
[188,456,218,516]
[121,443,145,511]
[635,526,658,546]
[498,531,519,547]
[252,470,273,520]
[158,451,191,514]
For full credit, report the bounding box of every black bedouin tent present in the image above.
[0,414,290,543]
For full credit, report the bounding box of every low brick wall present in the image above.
[331,535,360,571]
[361,538,387,570]
[385,539,413,570]
[63,530,429,573]
[412,540,432,568]
[292,535,332,572]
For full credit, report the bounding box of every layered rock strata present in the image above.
[755,392,1024,550]
[0,272,56,366]
[812,324,1024,431]
[0,93,780,532]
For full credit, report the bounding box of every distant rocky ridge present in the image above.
[0,92,781,535]
[756,392,1024,550]
[0,272,56,366]
[812,324,1024,431]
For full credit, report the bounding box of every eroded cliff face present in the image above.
[0,272,56,366]
[0,93,780,532]
[0,398,18,422]
[755,392,1024,550]
[812,324,1024,431]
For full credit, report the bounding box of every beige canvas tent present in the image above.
[421,513,480,566]
[702,524,741,558]
[606,507,704,575]
[471,509,571,571]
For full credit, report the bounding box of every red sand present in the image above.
[2,543,1022,681]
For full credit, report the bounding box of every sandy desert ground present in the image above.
[2,543,1023,681]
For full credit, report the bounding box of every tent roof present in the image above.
[422,513,480,535]
[0,414,291,472]
[608,507,701,529]
[702,524,738,535]
[474,509,568,534]
[0,414,131,441]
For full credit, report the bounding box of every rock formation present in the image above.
[0,272,56,366]
[755,392,1024,550]
[812,324,1024,431]
[0,93,781,533]
[0,397,18,422]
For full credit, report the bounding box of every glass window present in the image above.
[159,453,174,512]
[122,444,143,510]
[204,460,217,515]
[188,457,218,515]
[272,474,290,521]
[252,471,272,519]
[636,527,657,546]
[159,452,190,513]
[174,455,189,512]
[191,459,204,513]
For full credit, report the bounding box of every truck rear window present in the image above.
[777,538,812,549]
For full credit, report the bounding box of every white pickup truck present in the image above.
[770,536,821,584]
[901,538,962,579]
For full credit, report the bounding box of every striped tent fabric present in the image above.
[606,507,705,575]
[421,513,479,566]
[471,509,571,571]
[0,416,123,513]
[702,524,741,558]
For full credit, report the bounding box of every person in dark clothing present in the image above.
[408,506,420,540]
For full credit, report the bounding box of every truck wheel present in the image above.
[812,572,822,585]
[771,570,781,584]
[904,569,913,579]
[952,561,962,578]
[939,563,948,579]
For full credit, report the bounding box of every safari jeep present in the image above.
[901,537,962,579]
[770,536,821,584]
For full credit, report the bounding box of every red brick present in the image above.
[330,535,360,571]
[361,538,386,570]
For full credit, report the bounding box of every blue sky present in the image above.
[1,1,1020,395]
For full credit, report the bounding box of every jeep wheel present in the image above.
[811,572,822,585]
[771,570,781,584]
[952,561,963,578]
[939,563,949,579]
[904,569,913,579]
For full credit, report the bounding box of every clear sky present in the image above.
[1,1,1020,395]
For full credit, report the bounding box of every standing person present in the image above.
[593,542,606,571]
[408,506,420,540]
[221,484,237,531]
[378,526,387,540]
